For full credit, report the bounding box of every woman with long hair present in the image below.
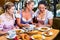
[16,0,34,28]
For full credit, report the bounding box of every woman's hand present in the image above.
[35,23,44,27]
[0,30,8,34]
[24,24,30,28]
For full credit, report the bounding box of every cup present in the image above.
[8,30,16,39]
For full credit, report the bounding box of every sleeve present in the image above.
[47,11,54,19]
[0,24,3,30]
[32,13,35,18]
[0,16,4,30]
[15,13,21,18]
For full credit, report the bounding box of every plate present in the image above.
[15,29,25,35]
[6,29,25,39]
[28,24,35,30]
[27,30,39,34]
[31,34,45,40]
[29,24,35,27]
[7,30,16,39]
[23,24,35,31]
[6,35,16,39]
[15,29,25,33]
[37,27,51,32]
[43,32,53,37]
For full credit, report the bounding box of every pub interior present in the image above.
[0,0,60,40]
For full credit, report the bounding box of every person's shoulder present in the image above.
[15,10,22,18]
[46,10,53,19]
[47,10,53,15]
[0,13,6,21]
[17,9,24,14]
[32,11,34,14]
[17,10,21,14]
[0,13,5,17]
[47,10,53,13]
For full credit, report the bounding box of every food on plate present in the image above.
[44,32,53,36]
[27,30,39,34]
[32,34,42,39]
[16,30,21,32]
[15,29,24,34]
[16,30,21,34]
[41,28,48,31]
[37,27,51,32]
[32,30,39,33]
[17,34,30,40]
[16,35,21,39]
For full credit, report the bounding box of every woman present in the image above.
[35,1,53,27]
[16,0,34,28]
[0,2,15,34]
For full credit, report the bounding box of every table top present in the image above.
[0,29,59,40]
[45,29,59,40]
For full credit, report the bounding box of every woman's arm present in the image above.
[16,18,25,28]
[16,18,29,28]
[0,17,7,34]
[0,30,7,34]
[16,10,30,28]
[16,10,24,28]
[47,11,53,27]
[46,19,53,27]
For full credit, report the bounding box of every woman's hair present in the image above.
[4,2,14,10]
[38,1,48,7]
[24,0,34,7]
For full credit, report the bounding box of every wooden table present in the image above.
[0,29,59,40]
[27,29,59,40]
[0,35,8,40]
[45,29,59,40]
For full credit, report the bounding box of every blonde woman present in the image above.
[16,1,34,28]
[0,2,15,34]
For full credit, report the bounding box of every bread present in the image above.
[17,34,30,40]
[41,28,47,31]
[16,30,21,34]
[32,34,42,39]
[22,34,30,40]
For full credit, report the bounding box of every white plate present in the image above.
[37,27,51,32]
[31,35,45,40]
[7,30,16,39]
[44,32,53,36]
[6,35,16,39]
[14,29,25,33]
[29,24,35,27]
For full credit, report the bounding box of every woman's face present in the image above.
[7,6,15,15]
[38,4,46,12]
[27,2,34,11]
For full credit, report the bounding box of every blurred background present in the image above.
[0,0,60,17]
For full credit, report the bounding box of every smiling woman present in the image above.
[16,0,35,28]
[34,1,53,27]
[0,2,16,34]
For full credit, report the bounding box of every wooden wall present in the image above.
[0,0,15,7]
